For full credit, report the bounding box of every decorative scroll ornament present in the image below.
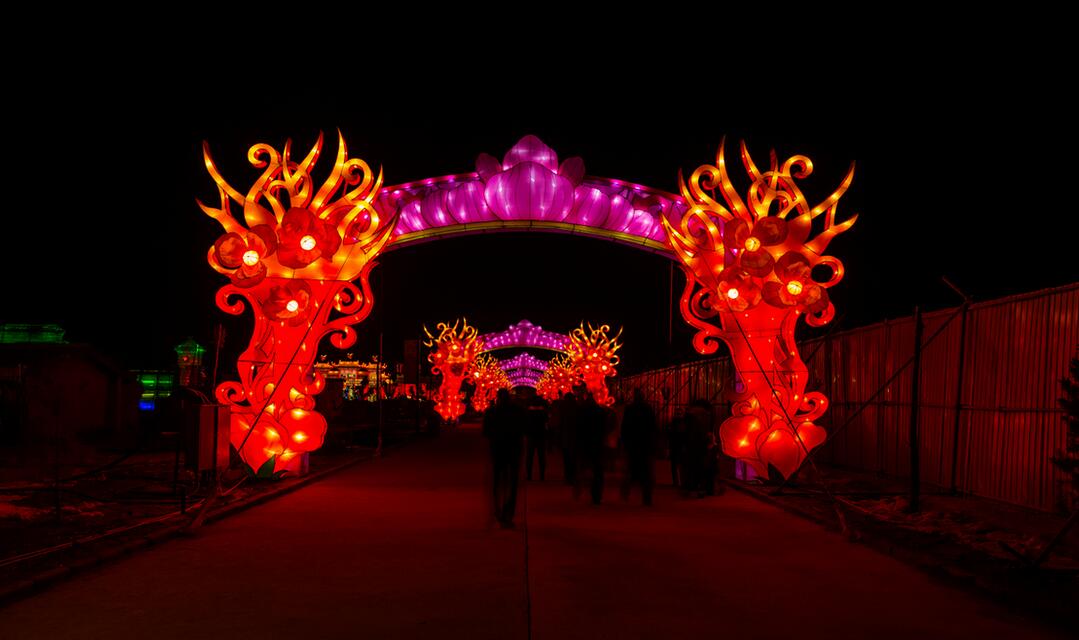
[469,354,510,412]
[535,354,580,401]
[566,323,622,406]
[661,140,857,478]
[200,132,396,475]
[424,319,483,421]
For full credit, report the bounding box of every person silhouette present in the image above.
[483,388,526,527]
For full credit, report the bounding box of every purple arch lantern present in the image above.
[507,369,544,388]
[377,136,689,257]
[479,320,569,352]
[498,353,549,373]
[500,352,548,388]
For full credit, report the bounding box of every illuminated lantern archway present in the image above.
[566,323,622,406]
[199,133,854,479]
[200,133,395,475]
[424,319,483,421]
[662,140,856,478]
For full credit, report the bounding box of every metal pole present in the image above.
[949,302,969,494]
[667,261,674,363]
[376,274,384,457]
[211,323,224,392]
[211,404,220,485]
[416,333,422,434]
[909,307,923,513]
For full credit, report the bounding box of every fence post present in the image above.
[909,307,924,513]
[949,302,969,495]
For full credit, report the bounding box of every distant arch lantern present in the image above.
[424,319,483,421]
[478,320,570,353]
[199,133,855,478]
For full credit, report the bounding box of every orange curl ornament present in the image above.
[201,132,396,476]
[469,354,509,412]
[661,139,856,478]
[566,323,622,406]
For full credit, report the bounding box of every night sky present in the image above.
[7,46,1075,375]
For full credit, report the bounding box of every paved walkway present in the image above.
[0,428,1062,638]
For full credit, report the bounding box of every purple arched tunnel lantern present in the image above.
[379,136,688,257]
[479,320,568,352]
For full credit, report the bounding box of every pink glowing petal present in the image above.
[445,181,494,223]
[570,186,611,228]
[484,162,574,221]
[417,189,450,229]
[604,195,635,232]
[476,153,502,181]
[558,156,585,186]
[502,135,559,172]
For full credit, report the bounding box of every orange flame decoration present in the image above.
[424,319,483,421]
[661,139,856,478]
[566,323,622,406]
[535,354,580,402]
[469,354,510,412]
[200,132,396,475]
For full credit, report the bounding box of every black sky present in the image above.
[6,38,1075,374]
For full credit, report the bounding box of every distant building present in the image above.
[314,355,403,400]
[0,325,141,448]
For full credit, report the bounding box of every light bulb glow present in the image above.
[744,237,761,251]
[300,235,317,250]
[242,250,260,266]
[286,300,299,313]
[787,280,804,295]
[727,288,740,300]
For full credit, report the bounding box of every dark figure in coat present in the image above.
[666,411,686,488]
[620,389,657,505]
[555,392,578,484]
[525,397,548,481]
[483,389,526,527]
[683,399,716,497]
[574,389,610,505]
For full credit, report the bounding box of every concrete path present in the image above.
[0,427,1062,639]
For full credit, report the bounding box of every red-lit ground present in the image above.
[0,427,1062,639]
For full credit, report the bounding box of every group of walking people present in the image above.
[483,385,721,528]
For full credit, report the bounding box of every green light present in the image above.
[0,324,66,344]
[174,338,206,359]
[134,371,175,400]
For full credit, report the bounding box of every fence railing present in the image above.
[615,283,1079,512]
